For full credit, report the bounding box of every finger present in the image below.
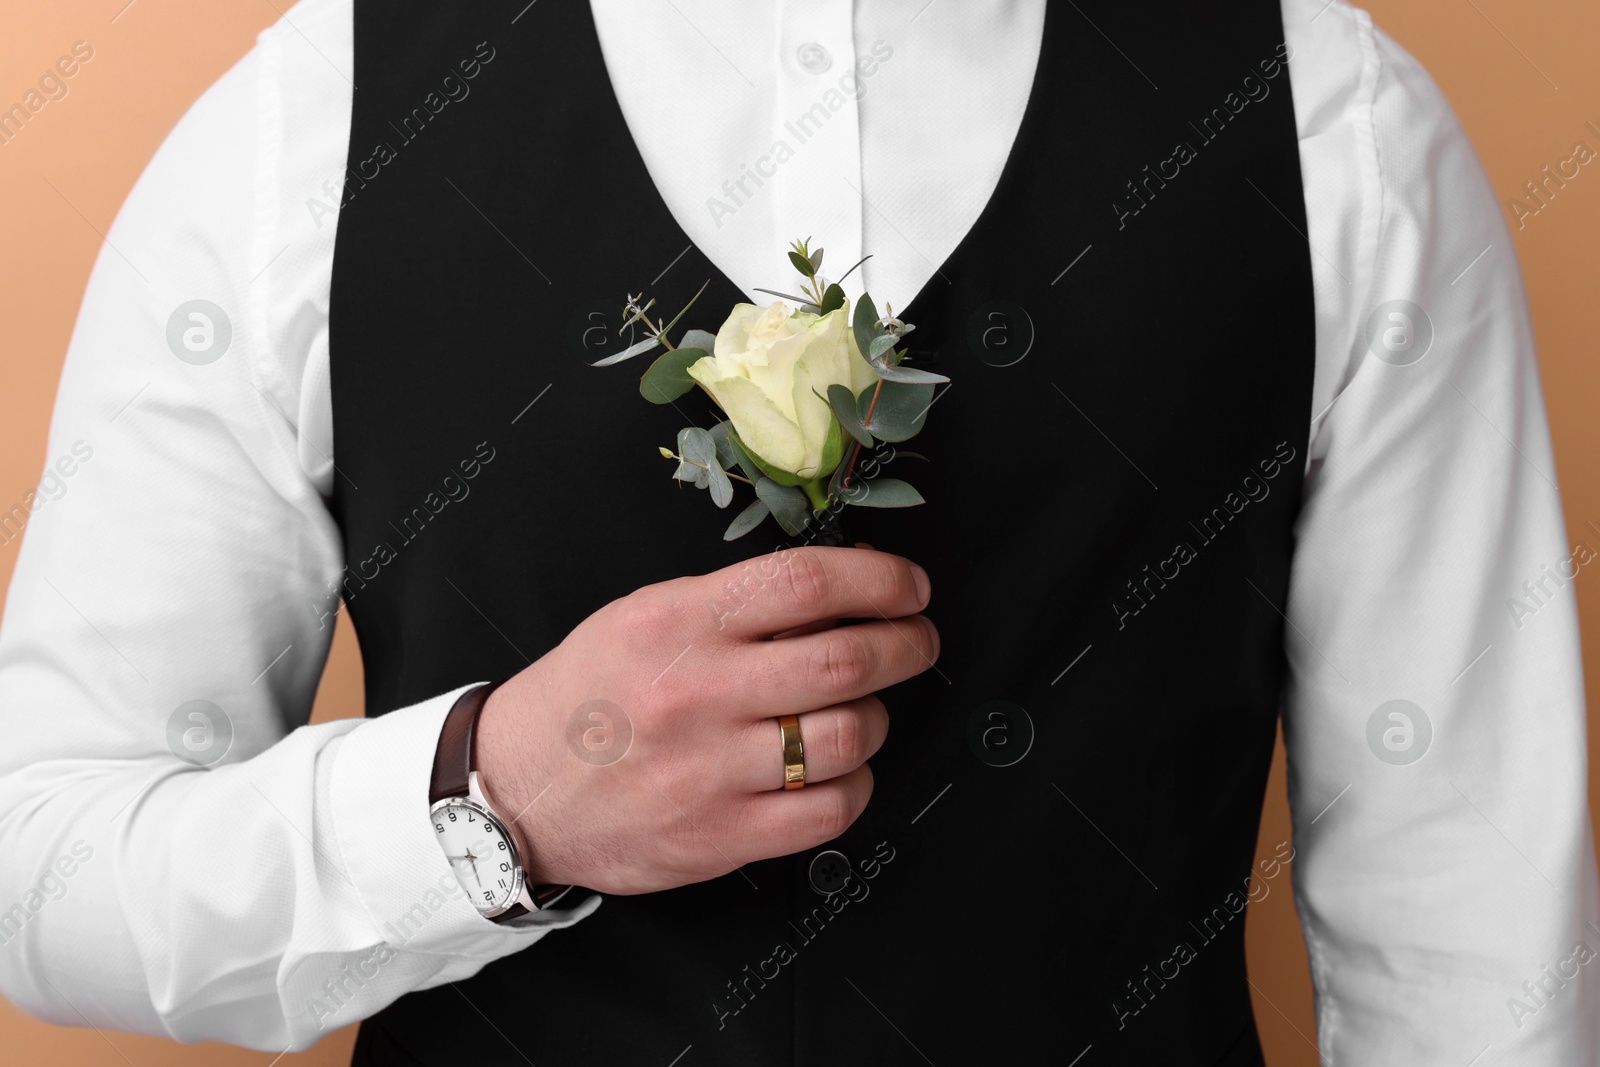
[694,546,930,641]
[724,615,939,718]
[733,763,875,864]
[727,696,887,793]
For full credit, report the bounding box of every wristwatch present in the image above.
[429,680,575,922]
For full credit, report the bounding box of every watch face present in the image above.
[431,798,523,914]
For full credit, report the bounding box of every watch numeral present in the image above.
[500,862,511,872]
[497,840,507,850]
[483,891,495,903]
[447,810,457,822]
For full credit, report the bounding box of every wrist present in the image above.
[474,683,553,885]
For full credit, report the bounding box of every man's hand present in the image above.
[474,546,937,896]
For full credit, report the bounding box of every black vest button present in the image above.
[808,849,850,895]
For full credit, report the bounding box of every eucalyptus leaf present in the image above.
[707,460,733,508]
[872,362,949,385]
[755,287,812,303]
[788,250,814,277]
[827,383,874,447]
[680,329,718,354]
[590,335,660,367]
[708,420,740,471]
[672,458,707,487]
[863,380,935,442]
[724,498,770,541]
[679,426,716,469]
[819,283,846,315]
[754,287,818,312]
[639,347,707,404]
[852,293,879,364]
[855,382,879,422]
[810,247,824,273]
[709,420,762,483]
[756,478,811,536]
[845,477,924,508]
[868,333,900,361]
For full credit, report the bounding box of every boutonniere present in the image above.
[595,238,949,543]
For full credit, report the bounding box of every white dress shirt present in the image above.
[0,0,1594,1060]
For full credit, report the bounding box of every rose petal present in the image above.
[689,367,807,476]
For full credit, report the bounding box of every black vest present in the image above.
[330,2,1315,1063]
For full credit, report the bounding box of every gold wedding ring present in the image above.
[778,714,805,790]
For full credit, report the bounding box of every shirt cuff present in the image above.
[328,682,601,957]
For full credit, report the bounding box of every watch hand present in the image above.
[445,852,486,893]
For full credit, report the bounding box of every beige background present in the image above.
[1,1,1595,1063]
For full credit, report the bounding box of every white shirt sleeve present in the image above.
[1284,3,1599,1061]
[0,2,596,1052]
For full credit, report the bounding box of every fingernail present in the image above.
[910,562,930,604]
[854,541,875,550]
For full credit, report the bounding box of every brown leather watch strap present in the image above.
[429,681,500,805]
[490,883,574,925]
[430,681,582,919]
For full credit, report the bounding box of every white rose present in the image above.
[687,301,879,485]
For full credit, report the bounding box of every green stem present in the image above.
[646,315,675,350]
[800,477,831,512]
[668,454,754,486]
